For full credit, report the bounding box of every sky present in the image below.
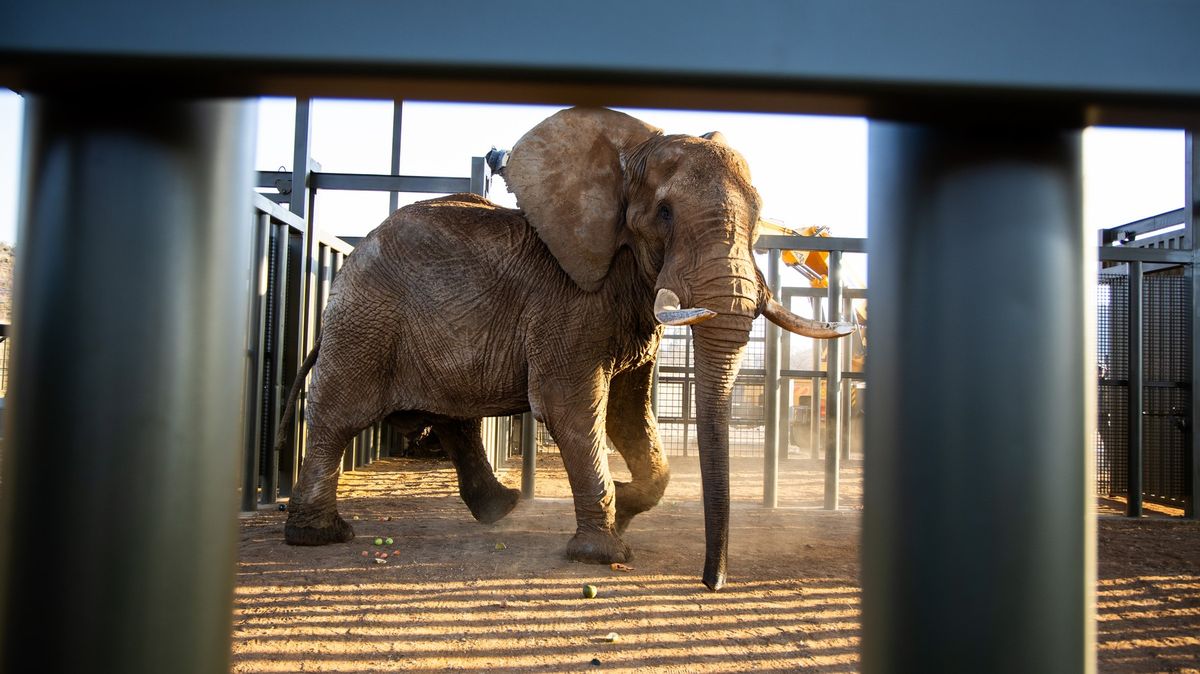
[0,90,1187,277]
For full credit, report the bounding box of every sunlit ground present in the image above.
[232,455,1198,673]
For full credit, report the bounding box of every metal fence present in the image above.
[1096,270,1192,511]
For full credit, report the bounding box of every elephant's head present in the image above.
[504,107,852,590]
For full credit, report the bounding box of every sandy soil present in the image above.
[233,454,1199,673]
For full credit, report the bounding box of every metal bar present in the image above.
[0,97,253,674]
[521,412,537,499]
[823,251,843,509]
[1128,261,1144,517]
[841,295,853,461]
[253,191,307,232]
[1098,247,1191,264]
[241,214,272,512]
[1188,130,1199,519]
[278,228,305,498]
[756,234,867,253]
[810,297,821,460]
[470,156,488,197]
[1101,207,1187,245]
[295,182,320,486]
[288,99,312,218]
[683,328,692,455]
[862,122,1091,673]
[779,291,793,461]
[763,250,781,508]
[261,223,290,504]
[390,99,403,214]
[310,172,472,194]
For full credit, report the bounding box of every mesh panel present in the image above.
[1143,274,1191,506]
[1096,271,1192,509]
[1096,274,1129,496]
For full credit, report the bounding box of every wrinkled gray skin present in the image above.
[282,108,800,590]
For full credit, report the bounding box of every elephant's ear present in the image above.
[505,107,661,292]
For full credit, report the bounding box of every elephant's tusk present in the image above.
[763,298,856,338]
[654,288,717,326]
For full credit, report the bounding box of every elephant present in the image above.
[277,107,853,590]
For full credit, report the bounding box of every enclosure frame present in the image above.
[4,2,1200,672]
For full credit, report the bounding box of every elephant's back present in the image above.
[317,194,564,415]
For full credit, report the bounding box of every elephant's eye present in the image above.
[658,203,673,224]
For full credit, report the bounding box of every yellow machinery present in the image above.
[759,219,867,429]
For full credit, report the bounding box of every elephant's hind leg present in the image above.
[607,361,670,534]
[284,423,360,545]
[433,418,521,524]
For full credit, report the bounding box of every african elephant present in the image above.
[279,107,852,590]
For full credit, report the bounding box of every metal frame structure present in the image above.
[3,2,1200,672]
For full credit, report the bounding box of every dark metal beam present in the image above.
[0,96,253,674]
[521,413,537,499]
[863,122,1091,673]
[1098,247,1192,264]
[1188,130,1200,520]
[1127,261,1144,517]
[3,2,1200,125]
[1101,207,1186,245]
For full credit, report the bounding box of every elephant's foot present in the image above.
[613,479,663,535]
[464,484,521,525]
[284,511,355,546]
[566,529,632,564]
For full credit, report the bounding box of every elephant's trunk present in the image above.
[684,254,757,590]
[690,316,752,591]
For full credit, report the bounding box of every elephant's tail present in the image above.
[272,344,321,459]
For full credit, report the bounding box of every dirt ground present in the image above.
[233,454,1200,673]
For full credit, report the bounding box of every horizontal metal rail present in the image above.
[256,170,472,195]
[1100,246,1192,264]
[1101,207,1186,245]
[756,235,867,253]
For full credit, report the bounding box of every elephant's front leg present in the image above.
[607,361,670,534]
[535,370,630,564]
[432,418,521,524]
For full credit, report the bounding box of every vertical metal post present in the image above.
[261,223,290,504]
[470,156,488,197]
[763,249,782,508]
[389,99,403,214]
[0,97,253,674]
[863,122,1092,673]
[241,214,272,512]
[1127,260,1144,517]
[841,296,854,460]
[824,251,843,510]
[780,294,792,461]
[521,412,537,498]
[810,296,822,459]
[684,328,693,455]
[289,98,312,219]
[1187,130,1199,520]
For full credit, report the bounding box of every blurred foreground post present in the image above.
[863,122,1095,673]
[0,97,254,673]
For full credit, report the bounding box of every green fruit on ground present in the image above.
[582,584,598,599]
[374,537,383,546]
[385,537,394,545]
